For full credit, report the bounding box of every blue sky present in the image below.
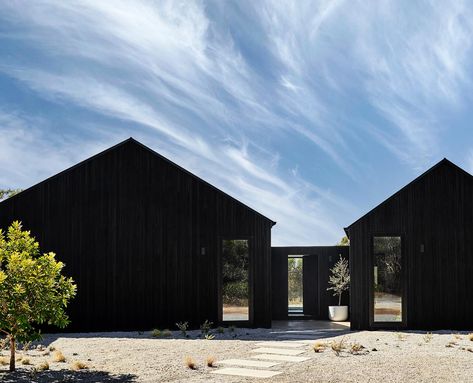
[1,1,473,245]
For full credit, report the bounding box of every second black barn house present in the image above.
[346,159,473,330]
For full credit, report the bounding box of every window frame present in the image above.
[218,236,253,326]
[369,234,407,329]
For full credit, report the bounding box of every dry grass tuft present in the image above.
[37,361,49,371]
[395,332,407,341]
[206,356,216,367]
[185,356,197,370]
[70,360,88,371]
[423,332,433,343]
[453,333,462,340]
[468,333,473,342]
[331,338,346,356]
[21,357,31,365]
[0,357,8,366]
[53,350,66,362]
[312,341,326,353]
[16,355,23,362]
[349,342,366,355]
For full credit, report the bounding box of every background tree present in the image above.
[0,189,22,202]
[222,240,249,306]
[337,236,350,246]
[327,255,350,306]
[0,221,76,371]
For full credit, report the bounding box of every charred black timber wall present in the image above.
[0,139,273,331]
[348,160,473,330]
[271,246,349,320]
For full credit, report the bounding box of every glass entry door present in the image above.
[373,236,403,323]
[288,256,303,315]
[222,239,249,321]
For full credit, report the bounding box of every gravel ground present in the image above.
[1,328,472,382]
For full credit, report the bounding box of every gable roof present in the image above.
[1,137,276,226]
[344,158,473,235]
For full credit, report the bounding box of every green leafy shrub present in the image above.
[0,221,76,371]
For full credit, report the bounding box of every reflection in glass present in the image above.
[222,239,249,321]
[288,257,303,314]
[373,237,402,322]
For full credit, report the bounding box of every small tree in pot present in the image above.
[327,255,350,321]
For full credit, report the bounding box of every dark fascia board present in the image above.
[344,158,473,236]
[1,137,276,226]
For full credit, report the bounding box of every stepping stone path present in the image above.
[252,354,311,363]
[251,347,306,355]
[210,340,312,379]
[211,367,282,378]
[219,359,280,368]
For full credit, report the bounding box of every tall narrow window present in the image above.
[222,239,249,321]
[373,236,402,322]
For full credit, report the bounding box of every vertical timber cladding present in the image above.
[271,246,349,320]
[346,159,473,330]
[0,138,274,331]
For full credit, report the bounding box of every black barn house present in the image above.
[346,159,473,331]
[0,138,275,331]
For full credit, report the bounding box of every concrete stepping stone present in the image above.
[255,341,305,348]
[251,347,305,355]
[218,359,279,368]
[211,367,282,378]
[277,334,322,341]
[252,354,311,363]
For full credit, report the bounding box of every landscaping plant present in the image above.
[175,321,189,336]
[0,221,76,371]
[327,255,350,306]
[200,320,213,335]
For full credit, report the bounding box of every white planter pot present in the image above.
[328,305,348,321]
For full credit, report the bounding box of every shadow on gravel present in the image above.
[0,369,138,383]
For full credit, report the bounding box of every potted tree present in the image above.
[327,255,350,321]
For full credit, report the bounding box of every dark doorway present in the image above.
[272,246,349,320]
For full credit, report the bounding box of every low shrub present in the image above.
[468,333,473,342]
[216,327,225,334]
[162,329,172,337]
[151,329,161,338]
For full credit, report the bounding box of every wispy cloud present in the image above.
[1,1,473,244]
